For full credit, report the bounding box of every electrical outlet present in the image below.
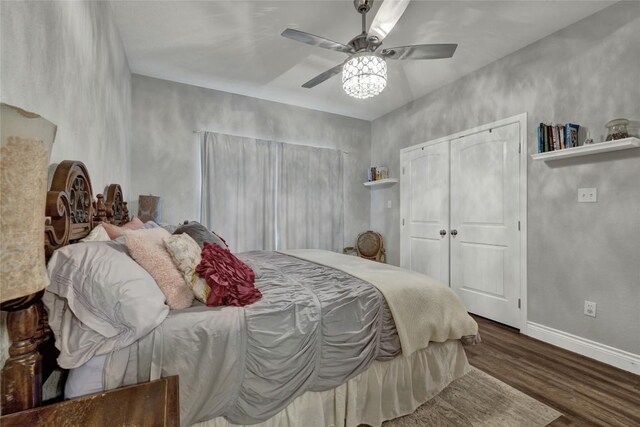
[584,300,597,318]
[578,188,597,203]
[387,200,392,209]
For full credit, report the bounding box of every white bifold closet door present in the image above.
[400,121,522,329]
[400,141,450,285]
[450,123,521,328]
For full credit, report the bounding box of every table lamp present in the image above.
[1,103,57,413]
[138,194,162,223]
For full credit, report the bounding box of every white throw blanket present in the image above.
[279,249,478,356]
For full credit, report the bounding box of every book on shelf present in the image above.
[537,125,543,153]
[537,122,580,153]
[565,123,579,148]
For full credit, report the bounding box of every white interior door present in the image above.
[450,123,521,328]
[400,141,450,284]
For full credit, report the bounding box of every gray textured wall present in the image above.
[1,1,132,192]
[371,2,640,353]
[131,74,371,247]
[0,1,131,377]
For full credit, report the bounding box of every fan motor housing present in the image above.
[348,34,370,52]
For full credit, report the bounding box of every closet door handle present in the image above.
[450,229,458,236]
[439,229,447,237]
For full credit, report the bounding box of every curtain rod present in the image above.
[193,130,349,155]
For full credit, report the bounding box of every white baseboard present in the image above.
[526,322,640,375]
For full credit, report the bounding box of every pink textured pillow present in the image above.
[123,227,194,309]
[102,217,144,239]
[196,243,261,307]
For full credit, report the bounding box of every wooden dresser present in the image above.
[0,376,179,427]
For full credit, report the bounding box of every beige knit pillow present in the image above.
[164,234,210,304]
[123,227,194,309]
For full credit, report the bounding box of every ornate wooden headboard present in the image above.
[1,160,130,415]
[44,160,129,257]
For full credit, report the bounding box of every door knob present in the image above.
[450,229,458,236]
[439,229,447,237]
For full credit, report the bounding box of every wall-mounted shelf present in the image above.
[531,137,640,161]
[363,178,399,187]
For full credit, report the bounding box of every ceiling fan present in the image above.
[281,0,457,99]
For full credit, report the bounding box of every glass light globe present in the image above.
[342,53,387,99]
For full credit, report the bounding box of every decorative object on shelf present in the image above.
[368,165,389,182]
[0,103,57,414]
[343,230,386,263]
[138,194,162,223]
[605,118,630,141]
[343,53,387,99]
[583,131,595,145]
[531,137,639,161]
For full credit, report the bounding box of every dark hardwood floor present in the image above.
[465,315,640,427]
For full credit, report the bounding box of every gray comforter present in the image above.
[136,251,401,426]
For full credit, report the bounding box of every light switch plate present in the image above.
[387,200,392,209]
[578,188,597,203]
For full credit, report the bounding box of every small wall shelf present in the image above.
[363,178,399,187]
[531,137,640,161]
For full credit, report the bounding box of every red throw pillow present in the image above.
[195,243,261,307]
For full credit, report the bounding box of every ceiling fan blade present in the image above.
[302,63,344,89]
[282,29,354,54]
[381,44,458,60]
[368,0,411,42]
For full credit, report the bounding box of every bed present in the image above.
[1,160,479,426]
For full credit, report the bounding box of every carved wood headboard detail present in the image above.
[44,161,129,258]
[1,160,130,416]
[104,183,129,227]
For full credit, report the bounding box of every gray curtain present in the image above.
[200,131,344,252]
[278,143,344,252]
[200,132,277,252]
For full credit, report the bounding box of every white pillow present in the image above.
[44,241,169,368]
[80,224,110,242]
[65,354,106,399]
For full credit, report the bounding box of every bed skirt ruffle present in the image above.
[195,340,470,427]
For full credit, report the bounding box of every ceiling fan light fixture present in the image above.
[342,53,387,99]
